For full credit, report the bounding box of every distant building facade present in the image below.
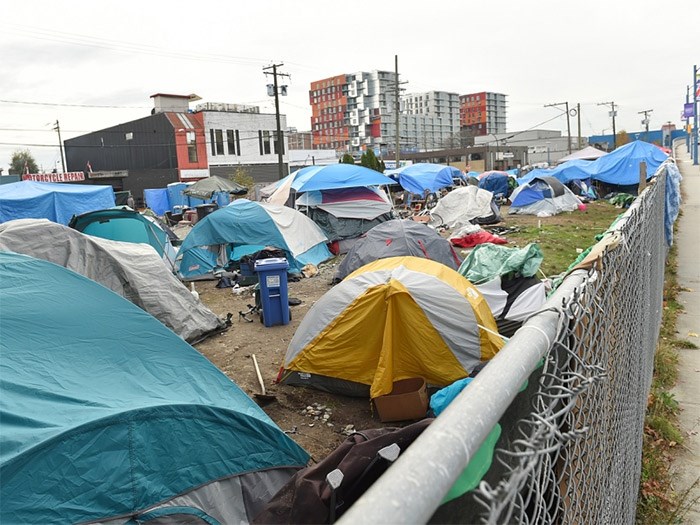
[310,72,461,156]
[459,92,507,137]
[65,94,289,201]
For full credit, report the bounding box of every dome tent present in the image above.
[0,252,309,524]
[177,199,332,279]
[0,219,224,344]
[333,219,461,281]
[509,176,581,216]
[281,256,503,399]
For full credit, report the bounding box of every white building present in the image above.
[474,129,587,166]
[196,102,289,183]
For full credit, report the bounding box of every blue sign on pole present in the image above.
[683,102,695,119]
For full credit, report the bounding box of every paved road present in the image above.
[671,141,700,524]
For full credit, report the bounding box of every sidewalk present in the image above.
[670,142,700,523]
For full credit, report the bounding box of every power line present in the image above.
[0,99,148,109]
[6,27,272,66]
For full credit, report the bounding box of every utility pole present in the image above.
[575,103,582,150]
[263,63,290,180]
[693,64,698,166]
[395,55,400,169]
[386,55,408,169]
[544,102,572,154]
[598,101,617,149]
[53,120,66,173]
[638,109,653,142]
[686,85,691,153]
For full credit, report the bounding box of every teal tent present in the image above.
[0,252,309,524]
[69,207,178,271]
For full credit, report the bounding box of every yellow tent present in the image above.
[281,256,503,398]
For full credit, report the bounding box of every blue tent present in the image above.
[478,172,511,197]
[509,176,581,215]
[178,199,332,278]
[385,163,464,194]
[588,140,668,186]
[517,160,595,187]
[0,252,309,524]
[69,207,178,270]
[0,181,115,224]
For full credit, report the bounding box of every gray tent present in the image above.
[0,219,226,343]
[334,219,461,281]
[183,175,247,199]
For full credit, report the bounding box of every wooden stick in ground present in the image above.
[251,354,266,396]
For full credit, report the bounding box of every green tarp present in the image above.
[458,243,543,284]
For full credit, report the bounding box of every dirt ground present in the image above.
[192,259,378,461]
[186,200,619,461]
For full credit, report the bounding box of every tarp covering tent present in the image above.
[69,207,179,271]
[0,180,115,224]
[428,186,499,228]
[509,176,581,215]
[182,175,247,199]
[0,219,225,343]
[281,256,504,399]
[478,172,511,198]
[384,163,464,195]
[296,187,394,242]
[517,159,594,186]
[334,219,461,281]
[264,164,393,206]
[458,243,544,284]
[0,252,309,525]
[178,199,332,278]
[556,146,608,163]
[587,140,668,187]
[295,187,392,220]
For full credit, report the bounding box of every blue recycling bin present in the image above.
[254,258,290,327]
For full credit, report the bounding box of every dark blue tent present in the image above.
[478,172,510,197]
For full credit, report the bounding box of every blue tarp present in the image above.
[478,172,510,197]
[0,181,115,224]
[144,188,170,216]
[518,142,668,188]
[178,199,332,277]
[0,252,308,524]
[167,182,190,210]
[664,161,682,246]
[385,163,463,194]
[286,164,392,193]
[587,140,668,186]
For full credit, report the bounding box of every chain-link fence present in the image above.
[341,161,678,524]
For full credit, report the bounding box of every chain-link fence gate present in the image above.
[340,160,680,524]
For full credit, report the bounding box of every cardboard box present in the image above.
[373,377,428,422]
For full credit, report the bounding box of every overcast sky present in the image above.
[1,0,697,173]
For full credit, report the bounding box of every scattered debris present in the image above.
[342,424,356,436]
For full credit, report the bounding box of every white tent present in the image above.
[0,219,225,343]
[556,146,608,163]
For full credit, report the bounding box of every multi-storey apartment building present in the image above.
[310,72,463,155]
[459,92,507,136]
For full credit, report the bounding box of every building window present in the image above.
[187,131,198,163]
[210,129,216,155]
[235,130,241,156]
[259,130,271,155]
[125,132,133,141]
[227,130,236,155]
[215,129,225,155]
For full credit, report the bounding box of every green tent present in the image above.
[0,252,308,524]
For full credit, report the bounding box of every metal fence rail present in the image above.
[341,163,672,524]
